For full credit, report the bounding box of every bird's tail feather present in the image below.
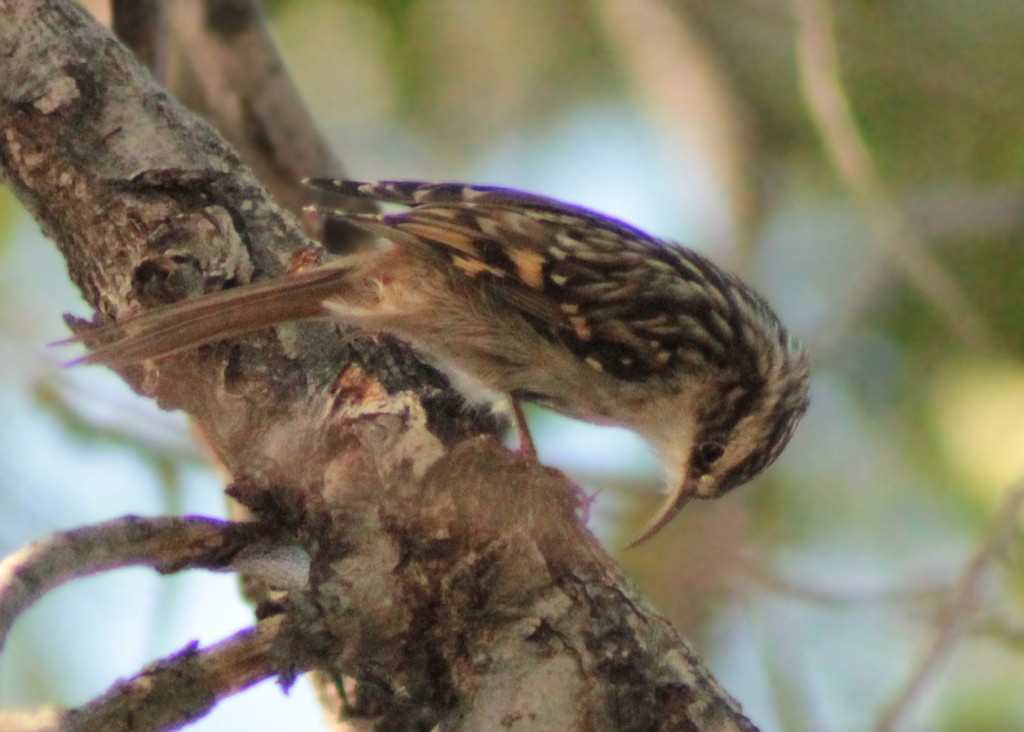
[58,263,354,366]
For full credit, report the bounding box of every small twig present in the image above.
[875,479,1024,732]
[737,554,950,609]
[0,515,269,650]
[791,0,992,354]
[974,612,1024,651]
[59,614,293,732]
[905,186,1024,242]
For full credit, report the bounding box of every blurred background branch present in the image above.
[877,478,1024,732]
[791,0,991,355]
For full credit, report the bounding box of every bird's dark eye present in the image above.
[695,441,725,470]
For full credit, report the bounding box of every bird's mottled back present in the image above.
[325,181,800,383]
[312,180,812,545]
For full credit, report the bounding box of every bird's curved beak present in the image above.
[624,480,694,549]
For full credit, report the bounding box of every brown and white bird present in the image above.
[68,180,811,546]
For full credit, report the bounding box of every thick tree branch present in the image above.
[111,0,167,83]
[159,0,375,219]
[0,1,757,729]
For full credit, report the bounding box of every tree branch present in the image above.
[158,0,375,219]
[0,515,282,651]
[0,1,757,729]
[61,615,293,732]
[111,0,167,83]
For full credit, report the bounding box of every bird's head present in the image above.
[629,315,812,548]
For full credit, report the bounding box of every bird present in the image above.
[64,179,811,547]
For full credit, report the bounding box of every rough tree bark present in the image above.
[0,1,758,730]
